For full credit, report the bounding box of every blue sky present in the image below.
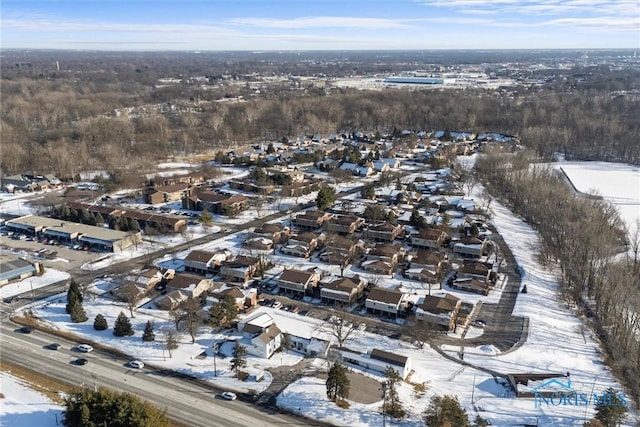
[1,0,638,50]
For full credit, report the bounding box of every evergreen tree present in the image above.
[94,212,105,226]
[63,387,170,427]
[142,321,155,342]
[326,362,351,402]
[113,311,134,337]
[209,295,239,328]
[93,314,108,330]
[266,142,275,154]
[128,217,140,231]
[66,279,83,314]
[70,300,88,323]
[165,331,178,358]
[199,210,213,231]
[230,342,247,377]
[117,216,129,231]
[423,394,470,427]
[360,183,376,200]
[410,208,427,229]
[382,367,405,419]
[316,186,337,211]
[594,388,628,427]
[60,204,71,220]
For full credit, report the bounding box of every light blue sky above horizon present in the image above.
[1,0,638,50]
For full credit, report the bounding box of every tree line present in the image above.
[475,149,640,406]
[2,67,638,181]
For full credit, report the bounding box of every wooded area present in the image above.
[476,149,640,404]
[1,53,639,181]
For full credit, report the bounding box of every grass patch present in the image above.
[336,399,350,409]
[0,360,75,404]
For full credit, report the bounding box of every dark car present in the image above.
[74,358,89,365]
[20,326,33,334]
[47,343,61,350]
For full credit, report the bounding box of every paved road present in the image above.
[1,321,324,427]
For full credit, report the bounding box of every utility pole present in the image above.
[213,342,218,377]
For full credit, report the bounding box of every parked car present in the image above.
[272,301,282,309]
[74,358,89,366]
[76,344,94,353]
[220,392,237,401]
[127,360,144,369]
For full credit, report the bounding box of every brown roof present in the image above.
[185,250,215,263]
[368,222,398,232]
[324,277,360,292]
[329,215,359,225]
[413,250,445,265]
[168,273,205,289]
[458,236,485,245]
[221,195,248,205]
[418,228,446,240]
[370,348,408,367]
[195,190,228,203]
[290,232,318,243]
[297,210,327,220]
[369,244,399,257]
[221,287,245,299]
[419,294,460,314]
[258,324,282,344]
[366,287,404,305]
[254,223,284,234]
[458,261,489,276]
[226,255,259,267]
[152,182,191,193]
[453,277,490,291]
[326,236,355,249]
[280,269,314,284]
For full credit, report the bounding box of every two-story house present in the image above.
[411,228,448,250]
[219,255,260,284]
[365,222,404,242]
[293,211,331,230]
[456,261,492,283]
[415,293,461,331]
[404,251,448,283]
[320,275,366,306]
[324,215,365,235]
[452,236,488,258]
[183,250,219,275]
[366,244,403,265]
[237,313,283,359]
[365,287,407,318]
[278,269,320,297]
[280,232,322,259]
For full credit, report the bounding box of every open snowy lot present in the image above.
[0,372,64,427]
[556,161,640,233]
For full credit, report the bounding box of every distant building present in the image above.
[0,256,44,286]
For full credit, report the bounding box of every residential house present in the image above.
[280,232,322,259]
[182,190,249,215]
[331,347,412,380]
[251,223,289,244]
[217,286,257,310]
[411,228,448,250]
[155,273,213,310]
[366,244,403,265]
[244,236,273,251]
[415,293,461,331]
[452,236,488,258]
[361,259,394,276]
[144,183,192,204]
[184,250,222,275]
[219,255,260,284]
[404,251,448,283]
[339,162,374,177]
[278,269,320,297]
[324,215,365,235]
[237,313,283,359]
[293,211,331,230]
[456,261,492,283]
[365,287,406,318]
[321,235,358,264]
[365,222,403,242]
[320,275,366,306]
[450,277,490,296]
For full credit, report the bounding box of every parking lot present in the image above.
[0,234,105,273]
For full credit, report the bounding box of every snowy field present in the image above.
[0,269,70,300]
[0,372,63,427]
[556,161,640,234]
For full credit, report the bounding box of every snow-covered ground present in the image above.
[0,269,70,300]
[276,188,638,426]
[0,372,64,427]
[555,161,640,234]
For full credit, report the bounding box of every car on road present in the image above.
[20,326,33,334]
[473,319,487,327]
[76,344,94,353]
[127,360,144,369]
[46,343,61,350]
[74,358,89,366]
[220,392,237,401]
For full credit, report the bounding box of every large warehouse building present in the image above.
[5,215,141,253]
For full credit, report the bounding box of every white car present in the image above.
[220,392,237,401]
[76,344,94,353]
[128,360,144,369]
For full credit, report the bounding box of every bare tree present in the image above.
[169,306,185,331]
[180,298,202,344]
[323,312,360,349]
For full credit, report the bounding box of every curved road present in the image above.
[1,321,323,426]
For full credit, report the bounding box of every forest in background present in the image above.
[1,50,639,181]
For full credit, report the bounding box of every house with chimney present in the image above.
[411,228,448,250]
